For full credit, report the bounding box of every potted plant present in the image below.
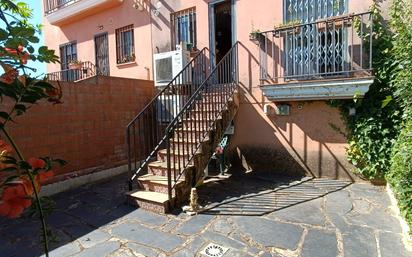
[249,29,262,41]
[68,60,82,70]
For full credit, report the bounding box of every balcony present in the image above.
[258,12,374,101]
[44,0,123,25]
[45,61,97,82]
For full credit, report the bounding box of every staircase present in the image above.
[125,43,240,213]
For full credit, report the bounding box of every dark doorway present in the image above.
[94,32,110,76]
[214,1,232,64]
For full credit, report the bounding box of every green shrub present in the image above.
[387,120,412,230]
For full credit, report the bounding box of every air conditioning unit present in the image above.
[154,49,190,87]
[156,94,187,123]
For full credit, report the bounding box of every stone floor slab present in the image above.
[176,214,214,235]
[73,241,120,257]
[301,229,338,257]
[233,216,304,250]
[111,223,184,252]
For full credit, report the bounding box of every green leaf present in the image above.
[15,104,26,115]
[17,161,30,170]
[0,167,17,172]
[381,95,393,108]
[0,111,10,120]
[0,28,8,40]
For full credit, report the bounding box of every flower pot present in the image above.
[68,63,82,70]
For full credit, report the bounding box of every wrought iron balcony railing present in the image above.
[45,61,97,82]
[44,0,80,15]
[258,12,373,85]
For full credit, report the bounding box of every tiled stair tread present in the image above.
[158,148,203,156]
[170,137,209,143]
[149,160,195,169]
[176,127,209,132]
[128,190,171,204]
[138,174,184,185]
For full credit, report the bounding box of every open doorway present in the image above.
[213,1,232,64]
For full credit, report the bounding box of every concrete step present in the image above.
[138,174,185,196]
[127,190,172,213]
[148,160,193,178]
[157,148,202,163]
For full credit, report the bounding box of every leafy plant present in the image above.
[0,0,64,256]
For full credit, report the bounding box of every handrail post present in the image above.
[166,131,172,201]
[126,127,133,191]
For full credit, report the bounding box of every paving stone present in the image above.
[269,198,326,226]
[61,222,96,239]
[345,208,402,233]
[108,248,138,257]
[211,218,233,235]
[42,242,82,257]
[161,219,181,233]
[201,231,245,250]
[111,223,184,252]
[324,190,353,215]
[78,229,111,248]
[233,216,303,250]
[185,237,207,253]
[176,214,214,235]
[122,208,168,227]
[74,241,120,257]
[349,184,391,206]
[224,249,253,257]
[301,229,338,257]
[68,205,116,228]
[170,249,193,257]
[127,242,159,257]
[379,231,412,257]
[342,225,378,257]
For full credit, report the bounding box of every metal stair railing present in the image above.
[126,48,211,190]
[165,42,239,201]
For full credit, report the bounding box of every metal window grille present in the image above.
[59,41,78,81]
[170,7,197,50]
[115,24,135,64]
[283,0,348,78]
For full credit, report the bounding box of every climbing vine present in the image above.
[331,1,412,233]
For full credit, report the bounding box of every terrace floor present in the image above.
[0,171,411,257]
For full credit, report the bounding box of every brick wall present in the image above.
[6,76,154,181]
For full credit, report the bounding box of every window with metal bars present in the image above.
[170,7,196,50]
[59,41,77,70]
[283,0,348,78]
[115,24,135,64]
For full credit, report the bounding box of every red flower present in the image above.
[20,52,30,65]
[0,181,33,218]
[0,68,18,84]
[28,157,46,169]
[36,170,54,184]
[4,47,17,55]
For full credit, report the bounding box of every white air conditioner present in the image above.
[156,95,187,123]
[153,49,190,87]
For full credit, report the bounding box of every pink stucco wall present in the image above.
[42,0,379,180]
[43,0,153,80]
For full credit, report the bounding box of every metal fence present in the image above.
[258,12,373,84]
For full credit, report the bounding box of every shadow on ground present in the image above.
[0,174,136,257]
[0,171,351,257]
[198,170,351,216]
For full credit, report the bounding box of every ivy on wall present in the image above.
[331,1,412,233]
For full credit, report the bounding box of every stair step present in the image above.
[148,160,194,177]
[138,174,185,196]
[127,190,172,213]
[138,174,184,186]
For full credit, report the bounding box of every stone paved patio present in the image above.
[0,172,411,257]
